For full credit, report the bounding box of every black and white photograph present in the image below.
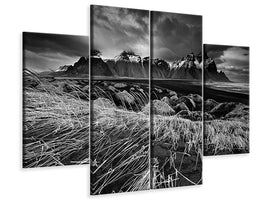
[203,44,249,156]
[90,5,150,194]
[23,32,89,167]
[151,11,203,188]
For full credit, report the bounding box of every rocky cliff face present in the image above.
[204,53,230,82]
[104,51,149,78]
[151,58,170,78]
[91,56,113,77]
[91,51,149,78]
[152,52,202,80]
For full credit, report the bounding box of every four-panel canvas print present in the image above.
[22,4,250,196]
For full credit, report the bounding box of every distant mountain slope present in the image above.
[39,56,89,77]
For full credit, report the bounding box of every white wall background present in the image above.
[0,0,266,199]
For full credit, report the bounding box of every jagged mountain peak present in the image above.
[56,64,72,72]
[151,52,202,80]
[74,56,88,65]
[114,51,142,63]
[185,52,195,61]
[170,52,202,70]
[55,56,89,75]
[204,54,230,82]
[91,52,149,78]
[153,58,170,68]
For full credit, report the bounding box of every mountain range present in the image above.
[46,51,230,82]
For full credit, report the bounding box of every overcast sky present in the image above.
[205,44,249,83]
[151,11,202,62]
[91,5,149,59]
[23,32,88,72]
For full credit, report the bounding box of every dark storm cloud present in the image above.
[23,32,88,72]
[91,5,149,59]
[204,44,249,61]
[151,11,202,62]
[205,44,249,83]
[204,44,229,55]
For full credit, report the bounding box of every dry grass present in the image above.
[151,115,202,188]
[204,120,249,155]
[90,102,149,194]
[152,116,202,149]
[91,81,203,193]
[90,80,150,194]
[23,69,89,167]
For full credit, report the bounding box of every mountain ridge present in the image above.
[92,51,203,80]
[39,51,230,82]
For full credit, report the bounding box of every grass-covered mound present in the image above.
[23,70,89,167]
[151,114,202,188]
[90,80,150,194]
[90,101,150,194]
[204,120,249,155]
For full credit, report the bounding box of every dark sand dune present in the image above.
[204,87,249,105]
[152,79,202,96]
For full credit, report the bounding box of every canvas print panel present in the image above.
[203,44,249,156]
[23,32,89,167]
[90,5,150,195]
[151,11,203,188]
